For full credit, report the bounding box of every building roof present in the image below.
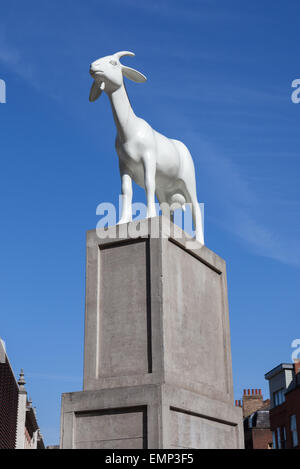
[264,363,294,380]
[1,338,45,449]
[26,405,39,434]
[244,408,270,430]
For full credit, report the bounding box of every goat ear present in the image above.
[122,66,147,83]
[89,81,103,102]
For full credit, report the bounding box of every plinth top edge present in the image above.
[86,216,226,273]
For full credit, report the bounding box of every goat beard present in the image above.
[95,78,105,91]
[89,80,105,102]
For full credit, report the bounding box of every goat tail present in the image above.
[170,193,186,211]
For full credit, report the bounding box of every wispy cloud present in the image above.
[0,42,19,64]
[103,0,238,23]
[26,372,81,383]
[0,29,39,88]
[146,77,288,109]
[186,132,300,267]
[232,210,300,266]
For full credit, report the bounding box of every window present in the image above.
[276,426,287,449]
[272,431,277,449]
[282,426,287,449]
[273,389,285,407]
[291,415,298,448]
[277,427,281,449]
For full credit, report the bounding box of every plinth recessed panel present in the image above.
[169,407,237,449]
[75,406,147,449]
[98,239,151,378]
[164,239,229,396]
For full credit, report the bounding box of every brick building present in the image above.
[0,339,19,448]
[265,361,300,449]
[235,388,272,449]
[0,338,44,449]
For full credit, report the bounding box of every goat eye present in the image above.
[109,60,117,66]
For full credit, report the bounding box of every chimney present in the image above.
[294,359,300,375]
[242,387,264,417]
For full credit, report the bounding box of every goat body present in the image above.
[89,51,204,244]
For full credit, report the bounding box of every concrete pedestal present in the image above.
[60,217,243,449]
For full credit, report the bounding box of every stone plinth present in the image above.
[60,217,243,449]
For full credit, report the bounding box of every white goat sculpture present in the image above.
[89,51,204,244]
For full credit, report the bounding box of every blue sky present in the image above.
[0,0,299,445]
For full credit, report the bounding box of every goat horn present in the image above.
[114,51,135,60]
